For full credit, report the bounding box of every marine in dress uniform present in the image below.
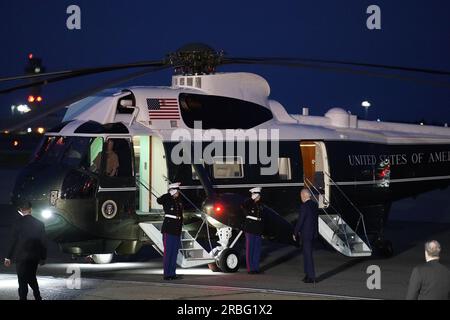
[4,202,47,300]
[157,182,183,280]
[242,187,264,274]
[293,188,319,283]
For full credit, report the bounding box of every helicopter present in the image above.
[1,43,450,270]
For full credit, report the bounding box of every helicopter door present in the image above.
[96,136,136,221]
[133,135,168,213]
[300,141,330,208]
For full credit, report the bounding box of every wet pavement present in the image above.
[1,199,450,300]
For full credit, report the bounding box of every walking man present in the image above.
[293,188,318,283]
[157,182,183,280]
[4,201,47,300]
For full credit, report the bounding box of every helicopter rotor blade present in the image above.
[224,57,450,88]
[0,65,170,132]
[226,57,450,76]
[0,60,167,94]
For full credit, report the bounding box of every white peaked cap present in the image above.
[168,182,181,190]
[249,187,262,194]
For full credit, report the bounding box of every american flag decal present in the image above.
[147,98,180,120]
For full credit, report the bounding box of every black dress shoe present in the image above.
[163,276,173,280]
[171,275,183,280]
[303,277,316,284]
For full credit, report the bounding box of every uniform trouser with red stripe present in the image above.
[245,232,262,272]
[163,233,180,277]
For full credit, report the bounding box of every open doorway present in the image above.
[133,136,168,213]
[300,141,330,208]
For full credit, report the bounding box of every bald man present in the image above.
[406,240,450,300]
[293,188,318,283]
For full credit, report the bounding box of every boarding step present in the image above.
[138,222,215,268]
[318,214,372,257]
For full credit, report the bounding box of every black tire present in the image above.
[217,248,240,273]
[374,240,394,258]
[380,240,394,258]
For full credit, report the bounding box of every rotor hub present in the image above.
[167,43,224,75]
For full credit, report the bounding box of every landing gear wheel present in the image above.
[91,253,114,264]
[375,240,394,258]
[217,248,240,273]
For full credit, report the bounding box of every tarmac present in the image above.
[1,201,450,300]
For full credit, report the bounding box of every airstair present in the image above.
[136,178,215,268]
[305,175,372,257]
[138,222,215,268]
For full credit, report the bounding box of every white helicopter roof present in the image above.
[59,71,450,145]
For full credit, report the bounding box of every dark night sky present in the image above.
[1,0,450,124]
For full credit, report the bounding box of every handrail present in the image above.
[322,172,371,249]
[304,178,351,247]
[136,176,212,250]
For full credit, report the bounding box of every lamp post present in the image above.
[361,101,371,120]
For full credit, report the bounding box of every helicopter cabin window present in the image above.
[89,137,104,173]
[212,157,244,179]
[278,157,292,180]
[179,93,273,129]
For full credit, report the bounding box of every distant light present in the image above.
[28,53,33,60]
[12,140,20,148]
[28,95,35,103]
[34,67,41,73]
[4,130,9,135]
[361,101,371,108]
[27,128,32,133]
[420,122,424,126]
[445,123,448,127]
[17,104,31,113]
[377,118,381,122]
[36,96,43,102]
[41,209,53,220]
[37,127,45,134]
[214,204,223,214]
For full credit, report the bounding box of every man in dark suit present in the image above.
[293,188,318,283]
[4,201,47,300]
[406,240,450,300]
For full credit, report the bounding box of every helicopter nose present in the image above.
[11,164,66,211]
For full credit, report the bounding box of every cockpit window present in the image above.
[179,93,273,129]
[31,136,103,172]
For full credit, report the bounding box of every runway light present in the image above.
[37,127,45,134]
[361,101,371,108]
[27,127,32,133]
[42,209,53,219]
[36,96,43,102]
[16,104,31,113]
[12,140,20,148]
[28,95,35,103]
